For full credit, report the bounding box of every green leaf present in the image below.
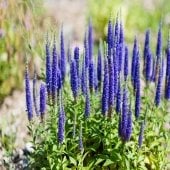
[125,158,130,170]
[81,167,92,170]
[103,159,114,167]
[137,155,144,163]
[52,145,57,152]
[69,156,77,166]
[82,151,90,161]
[94,158,105,166]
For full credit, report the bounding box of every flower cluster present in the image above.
[25,16,170,148]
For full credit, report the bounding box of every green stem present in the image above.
[121,142,126,169]
[73,100,77,138]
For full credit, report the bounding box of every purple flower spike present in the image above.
[58,95,65,144]
[101,59,109,116]
[154,25,162,81]
[114,15,119,39]
[97,46,102,86]
[118,21,124,73]
[84,32,89,68]
[81,56,87,95]
[94,65,98,92]
[118,45,123,73]
[116,77,121,114]
[33,70,39,116]
[40,83,46,121]
[165,74,170,100]
[84,93,90,118]
[70,60,78,100]
[119,21,124,45]
[114,16,120,69]
[89,60,95,92]
[57,69,62,92]
[107,20,113,57]
[25,65,33,121]
[121,87,128,140]
[151,57,156,82]
[138,121,145,148]
[60,27,66,82]
[155,64,163,106]
[124,46,128,81]
[156,25,162,60]
[145,51,152,82]
[125,105,132,141]
[74,47,80,75]
[135,85,141,119]
[134,50,140,92]
[112,26,115,49]
[161,58,164,79]
[166,38,170,78]
[131,37,138,85]
[144,30,150,58]
[165,38,170,99]
[108,56,114,117]
[113,49,118,97]
[143,29,150,73]
[45,39,51,97]
[79,123,84,152]
[52,42,58,104]
[88,20,93,61]
[134,50,141,118]
[74,47,80,88]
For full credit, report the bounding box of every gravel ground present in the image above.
[0,89,29,169]
[0,89,28,147]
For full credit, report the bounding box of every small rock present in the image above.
[24,142,34,154]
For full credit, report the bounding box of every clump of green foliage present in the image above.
[28,87,169,169]
[25,24,170,168]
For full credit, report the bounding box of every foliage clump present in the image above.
[25,17,170,169]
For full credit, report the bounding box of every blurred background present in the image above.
[0,0,170,168]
